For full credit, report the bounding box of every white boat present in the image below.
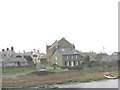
[104,73,117,79]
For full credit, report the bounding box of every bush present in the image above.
[60,66,69,69]
[68,66,83,70]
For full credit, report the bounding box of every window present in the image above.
[69,61,71,66]
[74,61,76,65]
[65,61,67,66]
[67,56,69,59]
[76,61,78,65]
[55,56,57,60]
[67,61,69,66]
[71,61,74,66]
[78,61,80,65]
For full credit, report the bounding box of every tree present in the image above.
[83,55,90,63]
[24,55,33,61]
[81,55,90,67]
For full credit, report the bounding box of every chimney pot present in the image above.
[2,49,4,51]
[11,46,14,51]
[7,48,9,51]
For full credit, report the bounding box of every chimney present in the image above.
[2,49,4,51]
[72,44,75,49]
[11,46,14,51]
[7,48,9,51]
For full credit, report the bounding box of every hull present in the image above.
[104,74,117,79]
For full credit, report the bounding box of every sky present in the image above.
[0,0,118,54]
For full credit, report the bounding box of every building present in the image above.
[40,53,48,65]
[46,37,82,66]
[80,52,97,61]
[1,47,28,67]
[110,52,120,61]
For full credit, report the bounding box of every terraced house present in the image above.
[46,38,82,66]
[0,47,28,67]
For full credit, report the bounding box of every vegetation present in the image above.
[3,72,16,75]
[2,54,119,87]
[2,71,118,87]
[2,67,36,75]
[47,69,75,72]
[24,56,33,61]
[82,55,90,63]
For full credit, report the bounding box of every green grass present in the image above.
[2,67,36,75]
[3,72,16,75]
[47,69,76,72]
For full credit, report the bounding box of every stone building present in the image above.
[46,37,82,66]
[1,47,28,67]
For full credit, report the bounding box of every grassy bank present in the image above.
[2,71,118,87]
[47,69,77,72]
[2,67,36,75]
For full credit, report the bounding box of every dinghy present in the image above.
[104,72,117,79]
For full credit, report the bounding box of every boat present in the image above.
[104,72,117,79]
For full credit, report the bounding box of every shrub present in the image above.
[68,66,83,70]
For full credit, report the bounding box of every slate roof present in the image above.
[59,48,80,55]
[80,52,97,56]
[1,50,16,55]
[23,52,33,56]
[48,40,58,50]
[40,53,47,59]
[2,57,27,63]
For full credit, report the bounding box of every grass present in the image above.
[2,71,119,87]
[2,67,36,75]
[3,72,16,75]
[47,69,76,72]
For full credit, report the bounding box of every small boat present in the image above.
[104,72,117,79]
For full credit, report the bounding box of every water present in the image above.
[2,79,119,89]
[57,79,118,88]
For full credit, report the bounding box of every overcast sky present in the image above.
[0,0,118,54]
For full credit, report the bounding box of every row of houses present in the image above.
[0,47,28,67]
[46,38,120,67]
[0,37,119,68]
[0,47,47,67]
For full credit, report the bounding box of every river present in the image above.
[2,79,119,90]
[57,79,119,88]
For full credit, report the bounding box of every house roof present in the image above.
[48,40,58,50]
[1,50,16,55]
[40,53,47,59]
[59,48,80,55]
[47,38,73,50]
[2,57,27,63]
[80,52,97,56]
[23,52,33,56]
